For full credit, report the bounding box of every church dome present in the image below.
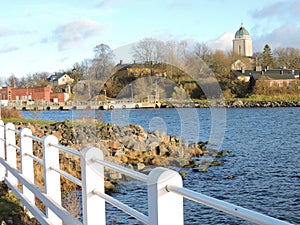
[235,24,250,37]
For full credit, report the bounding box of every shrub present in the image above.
[0,108,23,119]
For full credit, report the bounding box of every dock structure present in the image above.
[5,99,161,111]
[101,100,161,110]
[6,102,99,111]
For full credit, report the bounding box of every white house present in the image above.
[48,73,74,86]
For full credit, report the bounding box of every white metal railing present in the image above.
[0,120,294,225]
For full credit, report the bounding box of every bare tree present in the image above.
[5,74,19,87]
[93,43,115,80]
[71,62,84,82]
[82,59,93,99]
[164,40,183,66]
[18,76,28,88]
[32,72,50,87]
[193,43,212,64]
[132,38,165,62]
[273,47,300,69]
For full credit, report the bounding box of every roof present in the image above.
[235,24,250,37]
[234,69,300,80]
[47,73,70,81]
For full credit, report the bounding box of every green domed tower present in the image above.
[233,23,253,57]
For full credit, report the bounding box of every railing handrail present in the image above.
[24,133,44,142]
[0,120,294,225]
[166,184,292,225]
[0,157,82,225]
[93,189,149,224]
[93,158,148,182]
[49,142,82,157]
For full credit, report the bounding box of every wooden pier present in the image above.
[7,100,161,111]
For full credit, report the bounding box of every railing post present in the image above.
[20,128,35,213]
[81,147,105,225]
[0,120,5,181]
[147,167,184,225]
[43,135,62,225]
[5,123,17,186]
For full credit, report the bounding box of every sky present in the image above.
[1,0,300,78]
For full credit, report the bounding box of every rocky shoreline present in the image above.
[12,120,230,192]
[224,100,300,108]
[2,120,230,224]
[163,100,300,108]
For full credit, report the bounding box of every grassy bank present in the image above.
[243,94,300,102]
[0,182,39,225]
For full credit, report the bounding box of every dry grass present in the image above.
[0,108,23,119]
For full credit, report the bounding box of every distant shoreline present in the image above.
[163,100,300,108]
[4,99,300,111]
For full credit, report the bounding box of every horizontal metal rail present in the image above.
[8,143,20,150]
[24,153,43,164]
[5,181,54,225]
[24,134,44,142]
[8,127,21,134]
[93,189,148,224]
[0,158,82,225]
[1,119,293,225]
[166,185,292,225]
[49,143,81,157]
[93,159,148,182]
[50,166,82,187]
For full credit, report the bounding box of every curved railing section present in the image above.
[0,120,293,225]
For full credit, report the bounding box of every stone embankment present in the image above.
[164,100,300,108]
[2,120,230,224]
[225,100,300,108]
[13,120,230,192]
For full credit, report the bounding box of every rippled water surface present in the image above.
[22,108,300,224]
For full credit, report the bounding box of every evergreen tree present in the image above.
[262,44,276,69]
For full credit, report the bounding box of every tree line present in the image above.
[1,39,300,100]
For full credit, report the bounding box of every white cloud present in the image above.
[0,45,19,54]
[0,26,30,37]
[205,32,234,51]
[0,27,16,37]
[52,18,106,51]
[252,0,300,20]
[252,1,287,19]
[249,0,300,52]
[253,24,300,51]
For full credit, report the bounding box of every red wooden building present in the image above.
[0,87,68,103]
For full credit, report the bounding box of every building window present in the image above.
[270,81,274,87]
[278,81,283,87]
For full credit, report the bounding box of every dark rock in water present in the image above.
[184,159,198,168]
[179,171,188,179]
[214,150,232,157]
[192,165,209,172]
[209,161,223,166]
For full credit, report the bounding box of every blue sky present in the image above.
[1,0,299,78]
